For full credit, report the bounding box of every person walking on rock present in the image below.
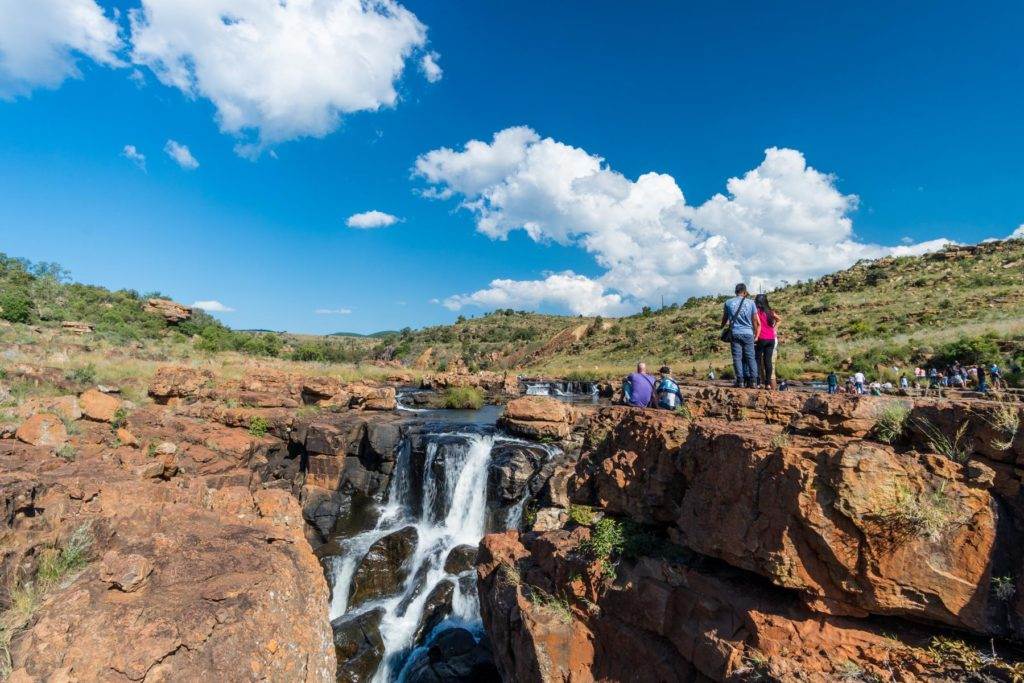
[622,362,657,407]
[826,371,839,395]
[754,293,781,390]
[721,283,760,388]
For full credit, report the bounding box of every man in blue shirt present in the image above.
[721,283,760,389]
[622,362,657,407]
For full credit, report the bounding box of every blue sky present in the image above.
[1,0,1022,333]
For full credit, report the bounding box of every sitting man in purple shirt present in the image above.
[622,362,657,407]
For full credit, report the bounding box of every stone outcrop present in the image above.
[0,365,346,682]
[144,297,192,324]
[477,389,1024,682]
[498,396,578,440]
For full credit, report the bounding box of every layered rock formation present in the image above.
[477,390,1024,681]
[0,363,423,682]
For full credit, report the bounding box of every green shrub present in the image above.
[56,444,76,462]
[580,517,626,576]
[65,364,97,386]
[992,575,1016,602]
[110,407,129,431]
[442,387,484,410]
[873,402,911,444]
[568,504,595,526]
[0,289,32,323]
[248,416,270,438]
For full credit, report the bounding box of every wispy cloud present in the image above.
[192,300,234,312]
[165,139,199,170]
[122,144,146,171]
[314,308,352,315]
[346,210,401,229]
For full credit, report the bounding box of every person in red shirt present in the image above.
[754,294,782,390]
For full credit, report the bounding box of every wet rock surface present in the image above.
[404,628,501,683]
[349,525,419,608]
[443,544,477,574]
[332,608,386,683]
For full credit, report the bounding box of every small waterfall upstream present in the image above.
[327,424,554,682]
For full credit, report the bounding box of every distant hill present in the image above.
[381,239,1024,382]
[329,331,397,338]
[2,240,1022,382]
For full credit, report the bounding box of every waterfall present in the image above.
[327,427,546,682]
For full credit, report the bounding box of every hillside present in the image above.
[378,239,1024,382]
[2,240,1023,385]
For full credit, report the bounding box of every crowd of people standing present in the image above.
[618,281,1012,409]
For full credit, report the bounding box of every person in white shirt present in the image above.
[853,371,866,394]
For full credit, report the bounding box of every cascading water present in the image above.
[327,425,555,682]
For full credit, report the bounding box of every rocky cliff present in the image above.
[475,389,1024,681]
[0,363,409,682]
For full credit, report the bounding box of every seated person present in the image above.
[655,366,684,410]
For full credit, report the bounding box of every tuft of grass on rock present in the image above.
[442,387,484,410]
[880,482,960,542]
[987,398,1020,451]
[873,401,911,444]
[917,419,971,463]
[56,444,76,462]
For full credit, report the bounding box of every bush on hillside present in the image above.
[0,289,33,323]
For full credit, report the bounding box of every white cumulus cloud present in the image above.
[0,0,123,99]
[346,210,401,229]
[129,0,435,153]
[164,139,198,170]
[192,300,234,312]
[420,51,442,83]
[416,127,951,316]
[1012,224,1024,240]
[314,308,352,315]
[122,144,146,171]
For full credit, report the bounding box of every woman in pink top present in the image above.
[754,294,781,389]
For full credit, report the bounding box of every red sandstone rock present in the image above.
[17,396,81,421]
[15,413,67,448]
[79,388,122,422]
[499,396,578,440]
[148,365,215,403]
[144,297,192,323]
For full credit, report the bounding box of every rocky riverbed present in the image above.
[4,361,1023,682]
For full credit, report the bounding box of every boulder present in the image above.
[332,608,385,683]
[443,545,477,574]
[15,414,67,448]
[349,384,397,411]
[98,551,153,593]
[405,628,500,683]
[17,396,81,422]
[349,526,418,607]
[498,396,577,440]
[79,388,122,423]
[144,298,192,324]
[148,365,214,403]
[411,579,455,645]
